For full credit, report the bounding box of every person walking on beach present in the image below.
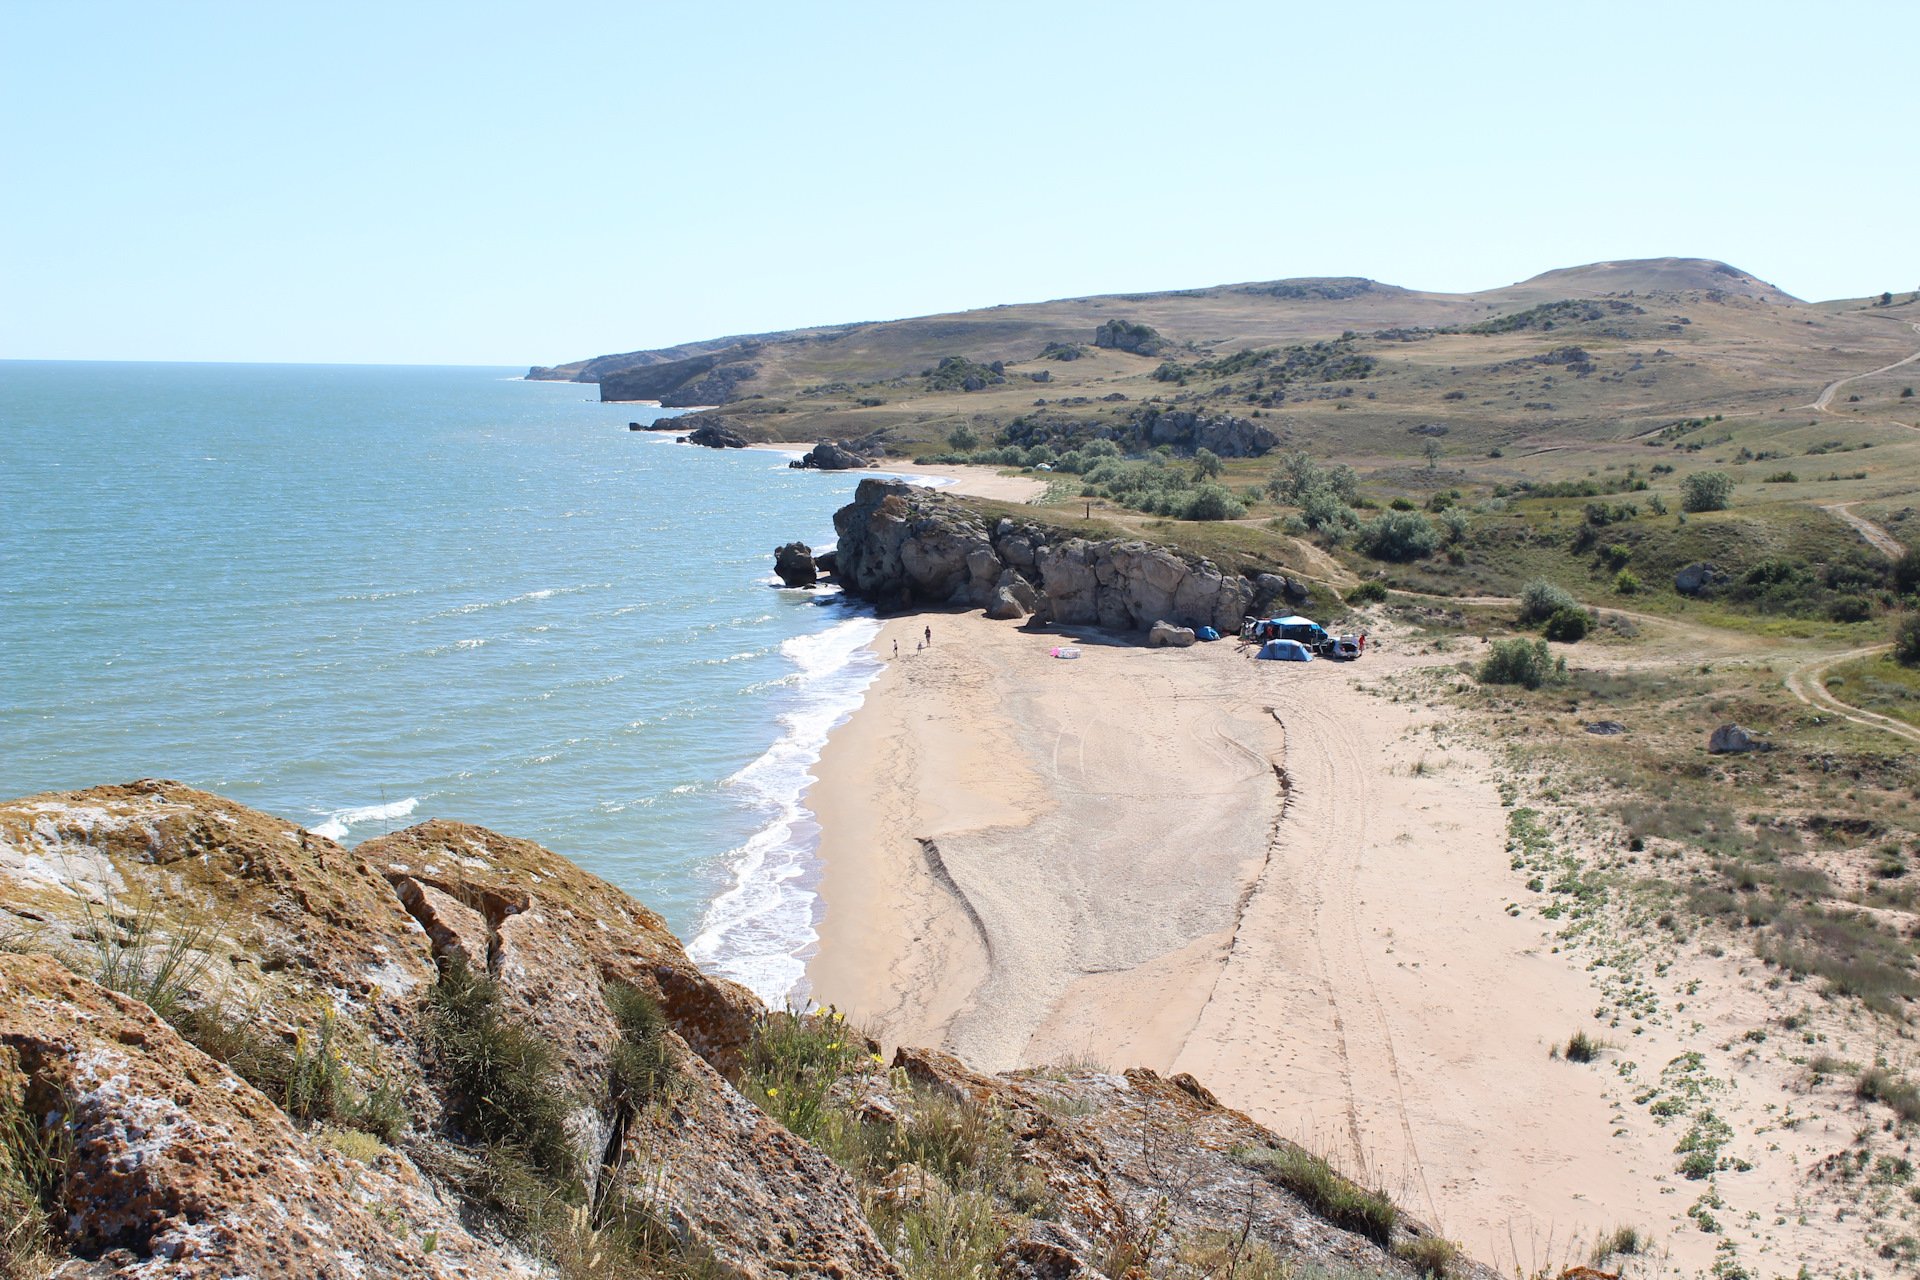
[892,639,899,659]
[924,625,932,646]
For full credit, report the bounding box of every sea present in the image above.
[0,360,906,1003]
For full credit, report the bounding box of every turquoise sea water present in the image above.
[0,361,890,1000]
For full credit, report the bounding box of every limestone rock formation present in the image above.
[1136,407,1279,458]
[685,420,750,449]
[791,441,872,471]
[773,541,819,587]
[824,480,1303,634]
[1092,319,1164,356]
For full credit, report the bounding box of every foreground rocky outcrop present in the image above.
[0,782,1477,1279]
[824,479,1309,633]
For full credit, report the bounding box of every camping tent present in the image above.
[1273,615,1315,627]
[1257,639,1315,662]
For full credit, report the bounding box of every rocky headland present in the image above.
[806,479,1309,633]
[0,780,1478,1279]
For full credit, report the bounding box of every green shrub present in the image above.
[1897,615,1920,667]
[1179,483,1246,521]
[605,982,675,1115]
[1613,569,1642,595]
[1356,510,1440,562]
[1762,471,1798,484]
[1347,580,1388,605]
[1828,595,1873,623]
[1239,1145,1397,1247]
[1518,580,1577,624]
[1478,639,1561,689]
[1680,470,1735,512]
[1543,608,1590,643]
[427,960,578,1187]
[1564,1030,1602,1062]
[1857,1067,1920,1124]
[741,1009,865,1144]
[1895,549,1920,596]
[1388,497,1416,511]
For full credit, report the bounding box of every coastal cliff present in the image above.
[0,781,1478,1279]
[825,479,1310,633]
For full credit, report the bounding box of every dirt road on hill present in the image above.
[1809,321,1920,410]
[1784,642,1920,745]
[1822,500,1907,558]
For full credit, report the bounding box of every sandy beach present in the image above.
[800,609,1862,1274]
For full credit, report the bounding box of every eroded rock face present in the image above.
[827,480,1297,633]
[360,820,763,1077]
[0,953,538,1280]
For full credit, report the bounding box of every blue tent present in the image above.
[1257,639,1315,662]
[1195,625,1220,641]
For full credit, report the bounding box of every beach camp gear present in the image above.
[1256,638,1314,662]
[1195,626,1220,641]
[1051,646,1081,660]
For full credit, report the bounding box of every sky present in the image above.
[3,0,1914,366]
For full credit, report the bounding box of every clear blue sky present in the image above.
[4,1,1913,365]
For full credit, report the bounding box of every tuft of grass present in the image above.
[170,1003,406,1143]
[1856,1067,1920,1124]
[605,981,676,1116]
[71,879,220,1026]
[1592,1224,1645,1262]
[1564,1030,1604,1063]
[426,958,580,1191]
[0,1079,71,1280]
[1237,1144,1397,1248]
[1393,1233,1460,1277]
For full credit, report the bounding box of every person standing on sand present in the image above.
[892,639,899,659]
[924,625,932,646]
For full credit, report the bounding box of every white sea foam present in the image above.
[309,796,419,842]
[687,614,883,1003]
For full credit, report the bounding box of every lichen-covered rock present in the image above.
[1148,620,1197,648]
[0,780,439,1105]
[0,953,538,1280]
[361,820,762,1077]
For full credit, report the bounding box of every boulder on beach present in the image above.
[790,441,872,471]
[1148,620,1197,648]
[687,421,749,449]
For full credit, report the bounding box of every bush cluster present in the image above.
[1478,639,1564,689]
[1355,510,1440,562]
[1518,580,1577,624]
